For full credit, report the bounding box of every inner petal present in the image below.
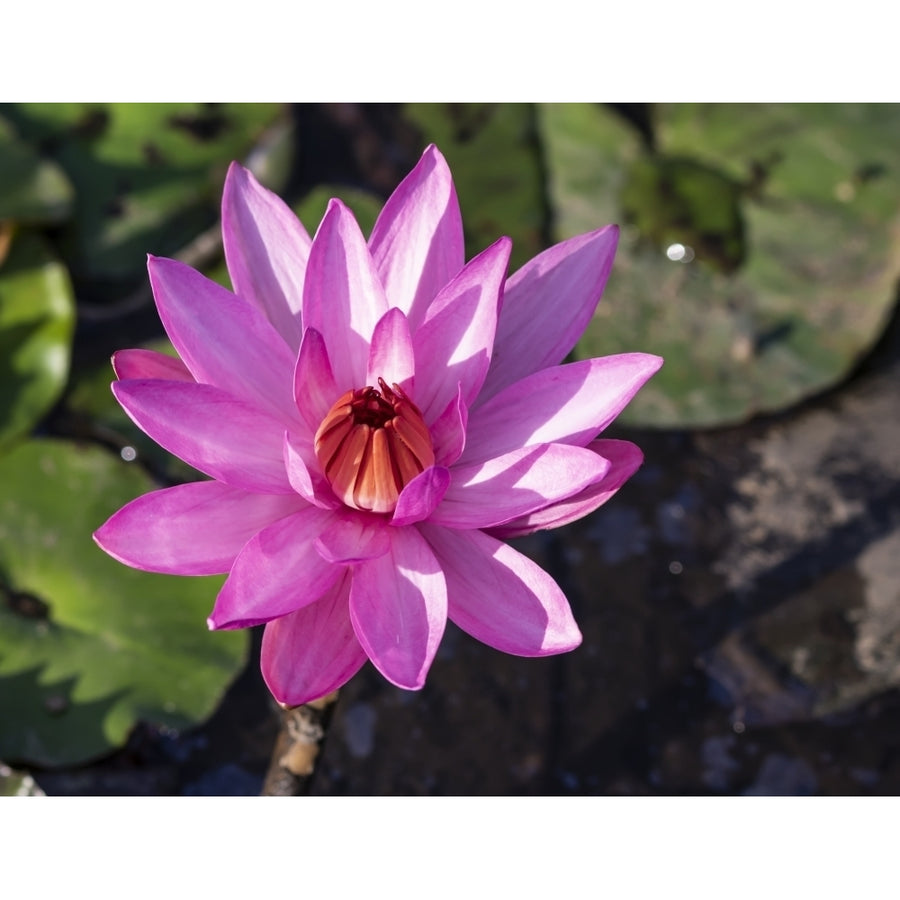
[314,378,435,514]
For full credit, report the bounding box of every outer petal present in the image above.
[113,380,293,494]
[148,256,299,426]
[209,507,340,629]
[419,523,582,656]
[94,481,305,575]
[302,199,389,391]
[261,572,367,707]
[490,439,645,538]
[221,161,311,351]
[368,144,464,331]
[112,349,193,382]
[460,354,663,466]
[412,237,510,423]
[479,225,619,403]
[430,444,610,530]
[349,525,447,690]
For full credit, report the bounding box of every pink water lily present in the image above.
[94,145,662,705]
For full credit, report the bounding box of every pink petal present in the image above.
[429,385,468,467]
[366,306,415,392]
[430,443,610,530]
[419,523,582,656]
[93,481,305,575]
[283,432,340,509]
[113,379,293,494]
[390,465,451,527]
[112,349,193,382]
[302,199,389,392]
[412,237,510,423]
[221,161,311,351]
[460,354,663,466]
[490,439,645,538]
[480,225,619,402]
[148,256,299,426]
[293,327,340,437]
[314,511,391,564]
[369,144,465,331]
[349,525,447,690]
[209,507,340,629]
[261,572,367,706]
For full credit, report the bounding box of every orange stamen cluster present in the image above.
[314,378,435,514]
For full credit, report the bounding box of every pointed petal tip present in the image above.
[419,142,449,170]
[599,223,620,253]
[383,672,429,692]
[91,516,148,573]
[494,620,582,657]
[489,234,513,260]
[323,196,349,218]
[313,197,362,243]
[607,350,665,377]
[146,254,190,293]
[145,252,167,273]
[223,160,254,193]
[549,620,583,654]
[92,518,114,555]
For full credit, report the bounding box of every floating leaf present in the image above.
[0,231,75,449]
[0,115,74,224]
[0,103,289,283]
[0,440,246,767]
[540,103,900,427]
[403,103,544,272]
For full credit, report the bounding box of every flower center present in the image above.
[314,378,435,514]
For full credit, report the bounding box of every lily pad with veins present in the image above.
[539,103,900,427]
[0,103,289,284]
[0,439,246,767]
[0,231,75,449]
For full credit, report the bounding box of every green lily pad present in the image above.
[403,103,545,272]
[0,231,75,449]
[0,115,74,224]
[0,103,289,283]
[0,439,246,767]
[539,103,900,427]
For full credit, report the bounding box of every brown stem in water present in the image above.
[261,691,340,796]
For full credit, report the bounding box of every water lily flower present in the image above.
[94,145,662,705]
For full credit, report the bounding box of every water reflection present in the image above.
[665,242,695,263]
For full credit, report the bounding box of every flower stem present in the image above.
[261,691,340,796]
